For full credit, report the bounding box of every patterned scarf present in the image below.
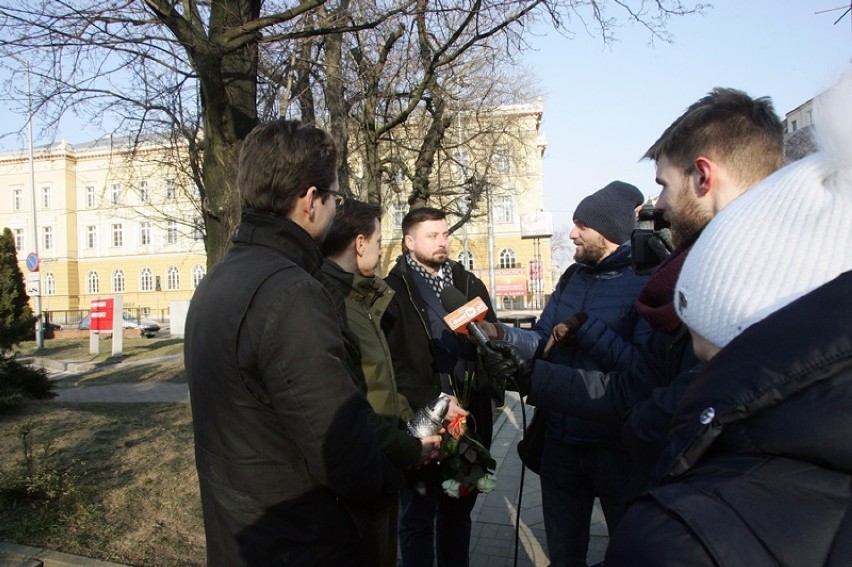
[405,252,455,299]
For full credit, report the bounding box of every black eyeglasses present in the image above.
[318,187,345,207]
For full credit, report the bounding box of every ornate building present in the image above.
[1,100,551,320]
[0,138,207,320]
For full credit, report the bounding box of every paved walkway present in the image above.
[470,392,608,566]
[11,360,610,566]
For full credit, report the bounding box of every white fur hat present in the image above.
[675,72,852,348]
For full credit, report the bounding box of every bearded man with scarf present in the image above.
[504,87,786,499]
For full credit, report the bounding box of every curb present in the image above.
[0,542,129,567]
[16,356,100,375]
[15,357,69,373]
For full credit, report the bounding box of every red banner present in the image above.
[91,298,114,331]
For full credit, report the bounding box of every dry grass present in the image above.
[1,336,205,566]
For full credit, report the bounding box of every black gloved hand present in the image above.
[479,341,533,397]
[552,312,589,354]
[648,228,674,264]
[479,340,523,388]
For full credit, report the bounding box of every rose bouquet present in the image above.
[439,372,497,498]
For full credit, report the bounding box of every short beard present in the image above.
[670,194,712,249]
[574,234,609,265]
[412,249,447,271]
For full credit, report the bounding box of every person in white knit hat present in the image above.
[606,72,852,566]
[675,72,852,360]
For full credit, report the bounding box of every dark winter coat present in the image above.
[185,211,395,566]
[382,256,497,448]
[322,259,422,469]
[525,244,650,446]
[526,245,701,486]
[606,271,852,566]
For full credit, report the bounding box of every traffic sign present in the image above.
[26,252,39,272]
[26,273,40,296]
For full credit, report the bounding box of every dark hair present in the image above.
[644,88,784,187]
[321,198,383,257]
[238,119,338,216]
[401,207,446,236]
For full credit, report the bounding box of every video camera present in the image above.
[631,203,671,275]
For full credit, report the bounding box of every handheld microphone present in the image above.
[439,286,493,349]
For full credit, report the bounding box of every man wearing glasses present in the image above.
[185,119,396,566]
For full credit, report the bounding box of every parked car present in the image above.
[78,314,161,338]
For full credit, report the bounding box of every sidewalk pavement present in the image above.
[8,365,610,566]
[469,392,609,566]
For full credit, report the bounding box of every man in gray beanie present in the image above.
[480,180,650,566]
[573,180,645,247]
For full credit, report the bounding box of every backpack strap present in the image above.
[556,262,580,291]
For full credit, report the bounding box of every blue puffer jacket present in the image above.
[508,244,650,446]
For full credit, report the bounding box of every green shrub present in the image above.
[0,227,36,354]
[0,357,54,412]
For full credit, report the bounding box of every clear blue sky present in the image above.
[526,0,851,230]
[2,0,850,235]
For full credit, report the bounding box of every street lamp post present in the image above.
[485,179,496,308]
[6,52,42,349]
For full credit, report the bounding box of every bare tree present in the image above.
[549,224,576,280]
[0,0,706,266]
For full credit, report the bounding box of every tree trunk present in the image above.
[194,2,262,267]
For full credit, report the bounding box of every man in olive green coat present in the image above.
[322,198,463,567]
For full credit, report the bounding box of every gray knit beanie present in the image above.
[573,181,644,244]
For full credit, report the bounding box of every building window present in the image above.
[791,119,798,132]
[112,269,125,293]
[495,195,513,224]
[499,247,517,269]
[111,223,123,247]
[140,268,153,292]
[87,271,99,294]
[457,251,475,270]
[140,222,151,246]
[12,188,22,210]
[392,200,407,228]
[86,185,96,208]
[193,218,204,241]
[42,226,53,251]
[139,180,149,203]
[166,266,179,290]
[13,228,24,252]
[454,149,468,180]
[165,179,176,200]
[111,183,121,205]
[43,272,55,296]
[41,186,51,209]
[191,265,206,289]
[493,146,510,174]
[166,220,178,244]
[86,225,97,249]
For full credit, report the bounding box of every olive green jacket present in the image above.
[322,260,421,468]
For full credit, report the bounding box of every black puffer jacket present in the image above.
[185,211,395,566]
[607,271,852,566]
